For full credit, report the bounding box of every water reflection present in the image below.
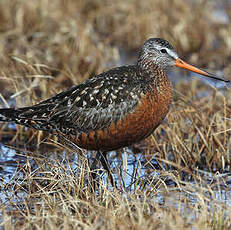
[0,141,231,214]
[0,144,25,178]
[0,144,26,205]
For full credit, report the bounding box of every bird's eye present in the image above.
[160,49,167,54]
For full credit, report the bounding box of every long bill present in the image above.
[175,58,230,83]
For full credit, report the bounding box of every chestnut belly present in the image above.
[68,92,172,151]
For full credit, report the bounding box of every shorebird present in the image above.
[0,38,229,186]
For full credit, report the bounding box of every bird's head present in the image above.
[138,38,229,83]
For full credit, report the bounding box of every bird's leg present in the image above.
[99,151,117,188]
[89,151,117,189]
[89,151,101,190]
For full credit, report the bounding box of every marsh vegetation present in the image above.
[0,0,231,229]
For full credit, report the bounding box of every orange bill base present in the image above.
[175,58,230,83]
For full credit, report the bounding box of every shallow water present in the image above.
[0,73,230,222]
[0,74,230,226]
[1,140,231,209]
[0,0,231,219]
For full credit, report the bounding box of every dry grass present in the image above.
[0,0,231,229]
[1,142,231,230]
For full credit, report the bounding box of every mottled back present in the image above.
[0,65,158,134]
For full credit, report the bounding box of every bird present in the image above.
[0,38,229,186]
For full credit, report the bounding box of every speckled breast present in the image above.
[68,78,172,151]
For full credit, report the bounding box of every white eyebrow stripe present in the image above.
[167,49,178,59]
[155,44,178,59]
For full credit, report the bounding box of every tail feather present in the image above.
[0,86,77,132]
[0,108,22,122]
[0,107,55,132]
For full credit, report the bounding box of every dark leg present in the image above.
[89,151,117,189]
[99,151,117,188]
[89,151,101,190]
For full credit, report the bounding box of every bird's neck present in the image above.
[137,55,161,74]
[137,59,164,78]
[136,61,170,93]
